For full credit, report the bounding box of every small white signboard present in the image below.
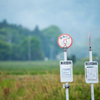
[57,34,73,48]
[85,61,98,83]
[60,60,73,82]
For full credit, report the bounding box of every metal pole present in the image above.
[89,50,92,62]
[89,33,94,100]
[65,83,69,100]
[91,83,94,100]
[63,47,69,100]
[89,48,94,100]
[64,51,67,61]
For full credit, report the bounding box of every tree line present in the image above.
[0,20,62,61]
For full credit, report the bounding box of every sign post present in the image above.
[84,33,99,100]
[57,34,73,100]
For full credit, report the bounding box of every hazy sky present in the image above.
[0,0,100,38]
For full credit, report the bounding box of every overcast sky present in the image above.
[0,0,100,39]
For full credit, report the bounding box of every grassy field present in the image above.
[0,61,60,75]
[0,60,87,75]
[0,60,100,100]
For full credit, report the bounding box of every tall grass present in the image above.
[0,61,100,100]
[0,73,100,100]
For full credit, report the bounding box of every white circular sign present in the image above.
[57,34,73,48]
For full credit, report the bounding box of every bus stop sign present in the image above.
[57,34,73,48]
[85,61,98,83]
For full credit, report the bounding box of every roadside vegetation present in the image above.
[0,60,100,100]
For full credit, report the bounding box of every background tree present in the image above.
[0,20,63,60]
[41,25,62,59]
[19,36,44,60]
[0,40,11,60]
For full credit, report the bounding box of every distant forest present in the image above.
[0,20,62,61]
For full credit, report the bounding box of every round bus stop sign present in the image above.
[57,34,73,48]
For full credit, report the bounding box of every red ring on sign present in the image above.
[57,34,73,48]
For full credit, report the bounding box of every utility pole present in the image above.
[28,35,31,64]
[50,38,55,60]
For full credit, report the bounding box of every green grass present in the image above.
[0,60,99,75]
[0,61,60,75]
